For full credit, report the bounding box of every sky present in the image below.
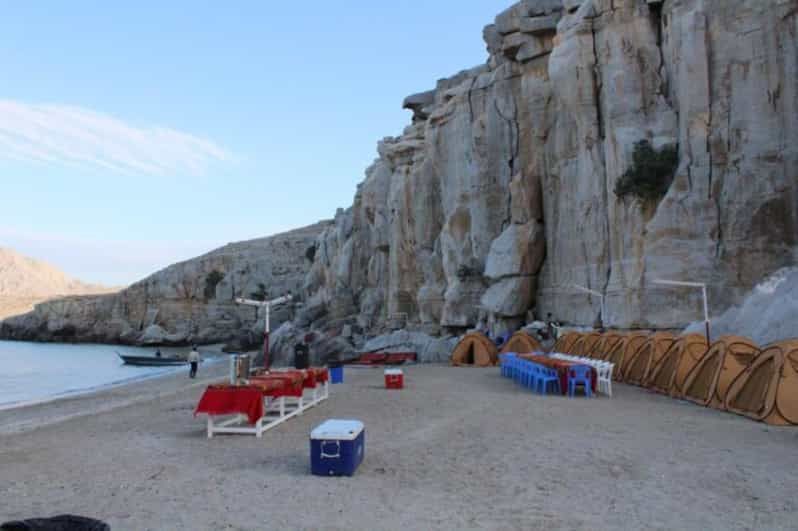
[0,0,511,285]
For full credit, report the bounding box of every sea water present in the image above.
[0,341,202,410]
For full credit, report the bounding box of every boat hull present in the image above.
[118,354,187,367]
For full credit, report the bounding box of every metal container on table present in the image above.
[229,354,252,385]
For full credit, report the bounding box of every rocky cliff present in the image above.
[3,0,796,350]
[0,223,329,345]
[301,0,798,337]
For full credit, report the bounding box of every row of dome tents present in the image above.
[553,331,798,426]
[450,331,543,367]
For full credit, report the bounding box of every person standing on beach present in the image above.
[188,346,201,378]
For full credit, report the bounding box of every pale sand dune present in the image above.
[1,366,797,530]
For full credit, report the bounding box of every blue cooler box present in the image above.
[310,419,365,477]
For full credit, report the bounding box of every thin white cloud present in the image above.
[0,100,232,176]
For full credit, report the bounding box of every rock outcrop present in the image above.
[301,0,798,337]
[0,223,329,345]
[3,0,796,348]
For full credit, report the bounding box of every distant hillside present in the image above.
[0,248,118,320]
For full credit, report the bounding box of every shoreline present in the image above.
[0,360,230,437]
[0,356,228,414]
[2,365,797,529]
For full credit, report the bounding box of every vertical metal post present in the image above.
[702,285,711,344]
[263,302,271,370]
[653,279,711,344]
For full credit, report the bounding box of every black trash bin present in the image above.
[294,343,309,370]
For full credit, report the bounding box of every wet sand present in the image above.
[2,365,797,530]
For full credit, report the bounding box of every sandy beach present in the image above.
[2,364,797,530]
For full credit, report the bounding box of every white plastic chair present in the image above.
[597,362,614,397]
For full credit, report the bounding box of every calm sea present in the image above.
[0,340,205,410]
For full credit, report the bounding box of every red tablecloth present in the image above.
[310,367,329,384]
[194,385,264,425]
[249,374,303,397]
[518,354,597,395]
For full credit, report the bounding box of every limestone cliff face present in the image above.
[303,0,798,334]
[1,223,329,345]
[3,0,795,346]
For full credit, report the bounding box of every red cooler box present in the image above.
[384,368,404,389]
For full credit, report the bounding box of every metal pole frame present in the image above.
[235,294,293,371]
[572,284,606,327]
[653,279,711,343]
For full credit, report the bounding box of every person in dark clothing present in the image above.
[155,348,162,358]
[294,341,310,369]
[188,346,201,378]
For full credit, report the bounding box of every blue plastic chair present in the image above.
[522,362,539,389]
[513,358,526,384]
[500,353,517,378]
[515,359,529,386]
[567,365,593,398]
[536,367,561,395]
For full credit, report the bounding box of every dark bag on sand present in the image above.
[1,515,110,531]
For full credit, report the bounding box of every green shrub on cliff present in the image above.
[204,270,225,300]
[614,140,678,201]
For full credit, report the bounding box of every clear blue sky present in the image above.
[0,1,510,285]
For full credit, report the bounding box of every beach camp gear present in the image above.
[587,332,623,360]
[552,353,615,397]
[536,367,561,395]
[450,332,499,367]
[229,354,252,385]
[570,332,602,357]
[567,365,593,397]
[310,420,365,477]
[499,331,542,355]
[681,336,760,409]
[195,368,329,438]
[384,368,404,389]
[344,352,417,366]
[516,354,598,395]
[724,340,798,425]
[552,331,582,354]
[604,332,650,380]
[622,332,676,386]
[330,364,344,384]
[646,334,709,396]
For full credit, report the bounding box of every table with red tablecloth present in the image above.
[518,354,597,395]
[249,372,304,397]
[194,385,265,425]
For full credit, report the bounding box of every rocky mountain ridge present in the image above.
[2,0,796,356]
[0,223,329,345]
[0,248,117,320]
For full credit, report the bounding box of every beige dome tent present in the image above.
[605,332,650,381]
[552,331,582,354]
[724,340,798,425]
[450,332,499,367]
[681,336,760,408]
[570,332,602,357]
[587,332,623,359]
[645,334,709,396]
[500,331,542,355]
[622,332,675,385]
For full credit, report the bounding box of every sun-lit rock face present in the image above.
[1,223,329,345]
[3,0,796,345]
[303,0,798,335]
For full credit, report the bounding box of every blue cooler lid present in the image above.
[311,419,364,440]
